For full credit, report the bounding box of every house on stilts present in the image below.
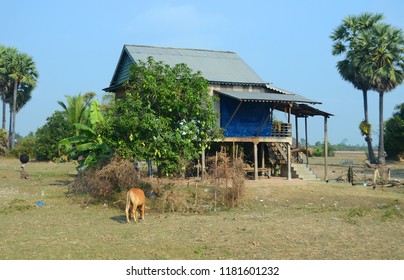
[103,45,333,180]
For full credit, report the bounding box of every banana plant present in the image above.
[59,100,113,169]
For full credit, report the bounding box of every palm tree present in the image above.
[58,92,96,135]
[4,85,32,145]
[0,83,12,130]
[5,50,38,149]
[0,46,13,130]
[360,23,404,165]
[331,12,383,163]
[0,45,5,129]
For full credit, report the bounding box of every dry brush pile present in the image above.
[67,155,142,205]
[205,146,246,208]
[68,147,246,213]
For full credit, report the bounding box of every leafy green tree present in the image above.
[331,12,383,163]
[102,57,220,176]
[385,103,404,160]
[0,47,38,149]
[313,141,335,157]
[100,92,115,112]
[9,134,36,159]
[34,111,74,161]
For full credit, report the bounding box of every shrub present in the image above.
[154,183,190,213]
[313,141,335,157]
[9,135,36,159]
[34,111,74,161]
[0,129,8,156]
[385,103,404,160]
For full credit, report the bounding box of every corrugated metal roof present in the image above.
[291,104,334,117]
[215,90,321,104]
[122,45,267,85]
[265,84,298,95]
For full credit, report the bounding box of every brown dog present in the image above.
[125,188,146,223]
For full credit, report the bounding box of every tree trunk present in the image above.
[10,80,18,150]
[8,105,12,148]
[362,90,376,163]
[378,91,385,165]
[1,96,6,130]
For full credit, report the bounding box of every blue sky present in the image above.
[1,0,404,145]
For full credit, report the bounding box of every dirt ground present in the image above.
[305,151,404,182]
[0,155,403,260]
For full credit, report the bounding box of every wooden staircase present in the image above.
[266,143,319,180]
[266,142,288,164]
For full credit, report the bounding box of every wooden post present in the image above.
[287,142,291,180]
[295,115,299,148]
[201,147,206,181]
[261,142,265,176]
[295,115,299,163]
[305,116,309,167]
[288,105,292,180]
[324,116,328,181]
[253,141,258,180]
[373,168,379,184]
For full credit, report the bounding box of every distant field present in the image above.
[309,151,404,182]
[0,157,403,260]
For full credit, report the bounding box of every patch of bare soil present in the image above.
[308,152,404,183]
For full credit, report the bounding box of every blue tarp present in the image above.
[220,95,272,137]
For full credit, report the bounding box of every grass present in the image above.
[0,157,403,260]
[0,198,34,214]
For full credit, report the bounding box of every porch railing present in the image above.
[270,123,292,138]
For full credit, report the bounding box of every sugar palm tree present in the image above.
[0,46,13,130]
[360,23,404,165]
[0,83,12,130]
[6,85,32,141]
[331,12,383,163]
[0,45,5,129]
[2,48,38,149]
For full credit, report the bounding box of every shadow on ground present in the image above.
[111,215,127,224]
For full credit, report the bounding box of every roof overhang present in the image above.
[103,84,122,92]
[265,83,299,95]
[291,103,334,118]
[214,90,333,118]
[214,90,320,104]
